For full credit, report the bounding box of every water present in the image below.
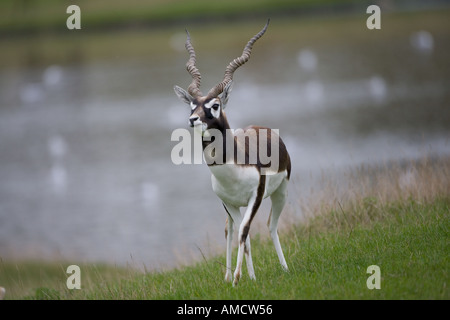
[0,14,449,269]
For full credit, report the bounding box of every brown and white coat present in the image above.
[174,20,291,286]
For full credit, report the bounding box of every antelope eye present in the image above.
[212,103,220,110]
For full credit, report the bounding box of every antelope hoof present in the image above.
[232,272,240,287]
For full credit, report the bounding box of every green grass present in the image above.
[89,197,449,300]
[1,196,448,300]
[0,261,136,300]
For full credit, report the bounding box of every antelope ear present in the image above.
[174,85,194,105]
[220,81,233,109]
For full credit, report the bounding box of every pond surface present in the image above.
[0,13,449,269]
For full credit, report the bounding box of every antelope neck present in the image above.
[201,113,234,165]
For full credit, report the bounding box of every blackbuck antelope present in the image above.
[174,20,291,286]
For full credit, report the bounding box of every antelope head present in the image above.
[174,20,270,135]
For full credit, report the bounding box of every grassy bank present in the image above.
[1,156,449,300]
[84,197,450,300]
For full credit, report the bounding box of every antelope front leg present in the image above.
[233,189,263,286]
[233,219,251,286]
[244,234,256,280]
[223,203,241,283]
[225,216,233,282]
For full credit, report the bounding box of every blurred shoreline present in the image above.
[1,0,450,37]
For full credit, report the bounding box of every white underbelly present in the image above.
[209,164,287,207]
[210,164,259,207]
